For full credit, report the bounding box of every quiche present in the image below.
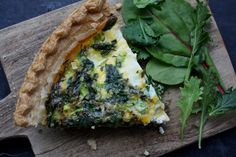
[14,0,169,127]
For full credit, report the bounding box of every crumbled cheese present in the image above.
[91,126,95,130]
[87,139,97,150]
[144,150,150,156]
[159,126,165,135]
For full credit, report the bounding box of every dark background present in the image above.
[0,0,236,157]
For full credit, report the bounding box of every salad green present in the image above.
[121,0,236,148]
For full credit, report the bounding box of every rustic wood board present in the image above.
[0,0,236,156]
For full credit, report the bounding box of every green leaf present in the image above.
[146,75,166,96]
[146,46,189,67]
[121,18,158,46]
[146,59,187,85]
[156,33,191,57]
[190,2,210,54]
[199,47,225,89]
[122,0,151,24]
[196,65,218,149]
[209,88,236,116]
[185,1,211,80]
[150,0,196,43]
[133,0,162,8]
[137,50,150,60]
[191,107,201,114]
[130,45,150,60]
[178,77,203,138]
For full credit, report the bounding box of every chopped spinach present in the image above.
[105,64,129,104]
[46,27,156,128]
[91,40,117,56]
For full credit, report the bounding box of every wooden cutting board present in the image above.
[0,0,236,156]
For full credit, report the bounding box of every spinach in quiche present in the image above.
[45,22,169,128]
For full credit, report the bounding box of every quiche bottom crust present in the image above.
[14,0,111,126]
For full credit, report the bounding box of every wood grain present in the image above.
[0,0,236,156]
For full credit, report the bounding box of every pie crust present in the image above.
[14,0,111,126]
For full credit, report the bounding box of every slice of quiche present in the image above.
[14,0,169,127]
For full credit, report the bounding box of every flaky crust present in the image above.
[14,0,111,126]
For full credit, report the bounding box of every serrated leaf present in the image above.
[178,77,203,138]
[196,65,218,149]
[209,88,236,116]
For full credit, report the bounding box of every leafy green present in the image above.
[209,88,236,116]
[185,1,210,80]
[122,0,209,85]
[122,0,236,149]
[197,66,218,149]
[146,59,187,85]
[121,18,158,46]
[137,50,150,60]
[176,1,210,139]
[178,77,203,138]
[146,47,189,67]
[122,0,151,24]
[130,45,150,60]
[133,0,162,8]
[146,75,165,97]
[199,47,225,89]
[150,0,196,44]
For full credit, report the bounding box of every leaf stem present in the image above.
[138,18,148,43]
[185,28,198,81]
[198,103,208,149]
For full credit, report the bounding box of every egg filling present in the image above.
[46,23,169,128]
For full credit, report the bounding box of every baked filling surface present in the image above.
[46,24,169,128]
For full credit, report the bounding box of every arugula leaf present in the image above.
[133,0,162,8]
[178,77,203,138]
[146,59,187,85]
[197,70,236,149]
[177,2,210,140]
[196,65,218,149]
[185,0,211,80]
[209,88,236,116]
[121,18,158,46]
[200,47,225,89]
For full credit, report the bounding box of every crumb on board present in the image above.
[87,139,97,150]
[91,126,95,129]
[115,3,122,10]
[159,126,165,135]
[144,150,150,156]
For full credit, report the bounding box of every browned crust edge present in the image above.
[14,0,111,126]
